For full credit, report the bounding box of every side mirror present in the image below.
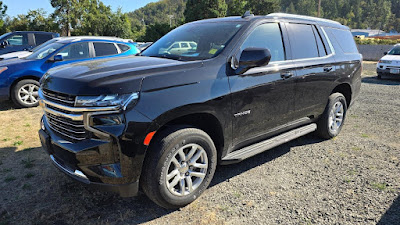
[0,40,8,48]
[53,55,63,62]
[384,52,388,55]
[235,48,271,75]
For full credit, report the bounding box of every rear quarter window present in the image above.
[117,44,131,52]
[325,27,358,54]
[35,34,53,45]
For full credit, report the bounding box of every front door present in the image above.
[229,22,297,148]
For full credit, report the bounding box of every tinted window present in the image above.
[181,43,189,48]
[117,44,130,52]
[287,24,319,59]
[312,26,327,57]
[388,46,400,55]
[26,42,63,60]
[241,23,285,62]
[6,34,28,46]
[57,42,90,60]
[170,43,179,49]
[35,34,53,45]
[94,42,118,57]
[325,27,358,54]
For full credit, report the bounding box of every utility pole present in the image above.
[318,0,321,17]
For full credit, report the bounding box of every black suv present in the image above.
[38,13,362,209]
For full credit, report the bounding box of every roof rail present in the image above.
[267,13,341,25]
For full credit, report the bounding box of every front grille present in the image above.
[41,89,89,141]
[42,89,76,106]
[45,112,88,141]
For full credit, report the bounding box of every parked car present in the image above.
[38,13,362,209]
[159,41,197,55]
[377,44,400,79]
[0,36,139,107]
[0,31,59,55]
[135,42,153,52]
[0,38,60,61]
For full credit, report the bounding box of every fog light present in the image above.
[40,117,45,130]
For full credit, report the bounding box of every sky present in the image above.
[3,0,159,17]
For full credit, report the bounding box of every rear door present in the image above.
[229,22,297,147]
[287,23,337,120]
[34,33,54,46]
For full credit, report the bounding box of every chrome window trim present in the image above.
[320,27,335,55]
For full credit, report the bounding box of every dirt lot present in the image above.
[0,61,399,225]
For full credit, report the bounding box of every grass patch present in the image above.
[361,133,369,138]
[344,177,352,183]
[1,168,12,173]
[25,173,34,178]
[23,123,31,127]
[13,141,23,146]
[15,136,21,139]
[2,138,10,142]
[347,169,358,175]
[22,184,32,190]
[351,147,361,151]
[21,158,35,168]
[371,182,387,191]
[4,176,16,182]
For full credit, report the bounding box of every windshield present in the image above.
[141,22,244,61]
[26,42,64,60]
[30,39,58,52]
[0,32,11,41]
[388,46,400,55]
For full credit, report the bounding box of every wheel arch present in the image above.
[331,83,352,108]
[9,75,41,97]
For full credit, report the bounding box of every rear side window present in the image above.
[287,24,319,59]
[93,42,118,57]
[35,34,53,45]
[181,43,189,48]
[241,23,285,62]
[325,27,358,53]
[312,26,327,57]
[6,34,28,46]
[117,44,130,52]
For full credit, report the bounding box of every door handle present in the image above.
[324,67,333,72]
[281,72,293,79]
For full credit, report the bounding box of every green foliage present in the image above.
[0,1,7,33]
[184,0,228,22]
[227,0,280,16]
[355,38,400,45]
[142,23,174,42]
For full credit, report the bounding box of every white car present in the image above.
[377,44,400,79]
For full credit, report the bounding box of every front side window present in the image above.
[141,22,244,61]
[94,42,118,57]
[6,34,28,46]
[240,23,285,62]
[56,42,90,60]
[287,23,319,59]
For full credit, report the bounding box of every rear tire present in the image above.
[11,79,40,108]
[316,93,347,139]
[140,126,217,209]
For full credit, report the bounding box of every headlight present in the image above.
[379,60,392,64]
[75,92,139,109]
[0,67,8,74]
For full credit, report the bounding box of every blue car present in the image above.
[0,36,139,107]
[0,31,59,54]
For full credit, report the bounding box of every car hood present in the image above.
[380,54,400,61]
[0,51,32,60]
[41,55,203,96]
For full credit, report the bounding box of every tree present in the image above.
[246,0,280,15]
[50,0,83,36]
[227,0,247,16]
[0,1,7,33]
[142,23,174,42]
[184,0,227,22]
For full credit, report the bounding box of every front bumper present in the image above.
[38,103,155,197]
[377,67,400,77]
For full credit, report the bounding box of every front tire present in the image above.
[11,79,40,108]
[316,93,347,139]
[141,126,217,209]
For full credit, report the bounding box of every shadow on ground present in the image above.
[1,134,325,224]
[377,195,400,225]
[362,76,400,85]
[0,100,15,111]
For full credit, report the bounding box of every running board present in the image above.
[221,123,317,164]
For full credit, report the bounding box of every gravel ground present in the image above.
[0,61,399,225]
